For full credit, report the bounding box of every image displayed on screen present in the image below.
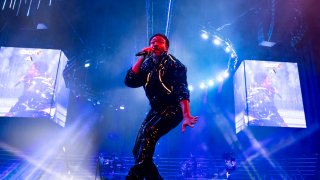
[0,47,69,127]
[244,60,306,128]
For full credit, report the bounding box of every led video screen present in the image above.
[0,47,69,127]
[234,60,306,133]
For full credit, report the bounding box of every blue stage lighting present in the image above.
[213,38,221,45]
[223,71,230,78]
[188,85,194,91]
[208,80,214,87]
[200,30,209,40]
[194,29,239,92]
[225,46,231,53]
[199,82,206,89]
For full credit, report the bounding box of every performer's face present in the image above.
[150,36,168,57]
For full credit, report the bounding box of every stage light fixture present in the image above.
[200,30,209,40]
[213,38,221,45]
[84,63,90,68]
[223,71,230,78]
[259,41,276,47]
[225,46,231,53]
[196,29,238,91]
[36,23,48,30]
[199,82,206,89]
[188,85,194,91]
[208,80,214,87]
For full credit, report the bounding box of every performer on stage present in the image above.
[124,33,198,179]
[247,72,287,127]
[7,61,54,118]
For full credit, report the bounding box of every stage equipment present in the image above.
[0,46,69,127]
[193,30,238,90]
[234,60,306,133]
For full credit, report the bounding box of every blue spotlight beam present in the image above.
[2,0,53,16]
[146,0,154,39]
[165,0,174,37]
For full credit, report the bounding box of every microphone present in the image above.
[135,51,149,56]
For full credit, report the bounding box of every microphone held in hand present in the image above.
[135,51,148,56]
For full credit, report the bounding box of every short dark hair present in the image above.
[149,33,170,48]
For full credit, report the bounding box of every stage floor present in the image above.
[0,149,319,179]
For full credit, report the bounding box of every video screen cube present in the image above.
[0,47,69,127]
[234,60,306,133]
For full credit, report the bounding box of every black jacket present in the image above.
[125,53,190,109]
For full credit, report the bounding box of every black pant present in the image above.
[126,105,183,180]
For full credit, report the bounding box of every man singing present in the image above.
[124,34,198,179]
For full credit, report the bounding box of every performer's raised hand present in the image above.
[182,114,198,133]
